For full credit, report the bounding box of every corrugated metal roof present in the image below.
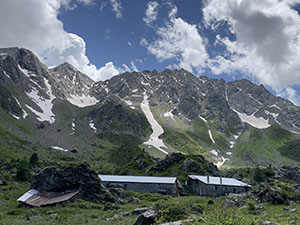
[99,175,177,184]
[188,175,251,187]
[17,189,79,207]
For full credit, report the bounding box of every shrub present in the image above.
[154,201,188,223]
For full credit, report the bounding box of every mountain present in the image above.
[0,47,300,169]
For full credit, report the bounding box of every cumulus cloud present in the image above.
[109,0,123,19]
[143,1,159,24]
[203,0,300,99]
[0,0,121,81]
[142,6,209,74]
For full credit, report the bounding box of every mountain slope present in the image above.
[1,47,300,167]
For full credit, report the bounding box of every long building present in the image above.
[99,175,182,196]
[187,175,251,196]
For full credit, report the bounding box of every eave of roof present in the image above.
[188,175,251,187]
[17,189,79,207]
[98,175,177,184]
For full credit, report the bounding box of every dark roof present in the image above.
[17,189,79,207]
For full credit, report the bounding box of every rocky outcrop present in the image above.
[134,209,158,225]
[255,186,286,205]
[275,166,300,182]
[149,153,185,173]
[31,162,115,203]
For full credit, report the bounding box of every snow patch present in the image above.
[3,71,11,80]
[140,92,168,154]
[229,141,235,149]
[124,100,135,109]
[210,150,218,156]
[231,108,271,129]
[216,156,229,168]
[13,97,28,119]
[199,115,216,144]
[141,80,150,86]
[67,94,98,108]
[25,78,56,124]
[89,120,97,133]
[51,146,68,152]
[163,111,175,121]
[131,89,138,93]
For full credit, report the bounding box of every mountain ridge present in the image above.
[0,47,300,168]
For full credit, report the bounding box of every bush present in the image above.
[252,167,265,183]
[207,199,214,205]
[154,201,188,223]
[247,199,256,211]
[15,160,31,181]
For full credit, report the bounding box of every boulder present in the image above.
[132,207,153,215]
[221,199,236,208]
[180,158,198,172]
[134,209,158,225]
[256,186,286,205]
[275,166,300,182]
[30,162,116,203]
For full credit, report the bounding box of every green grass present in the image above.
[231,125,296,167]
[1,182,300,225]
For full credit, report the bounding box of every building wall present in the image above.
[101,181,178,195]
[187,177,250,196]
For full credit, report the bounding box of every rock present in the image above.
[150,153,185,173]
[104,203,120,211]
[30,162,116,203]
[191,206,203,214]
[256,186,286,204]
[159,221,183,225]
[132,207,153,215]
[284,208,296,212]
[221,199,236,208]
[109,188,126,198]
[135,157,148,170]
[134,209,158,225]
[28,215,43,221]
[180,158,198,172]
[127,196,141,204]
[0,172,7,185]
[275,166,300,182]
[70,149,78,153]
[255,204,264,210]
[259,221,280,225]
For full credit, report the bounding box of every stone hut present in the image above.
[187,175,251,196]
[99,175,182,196]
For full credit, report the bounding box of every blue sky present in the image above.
[1,0,300,105]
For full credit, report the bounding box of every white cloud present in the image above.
[143,1,159,24]
[131,61,139,72]
[0,0,121,81]
[143,16,209,74]
[109,0,123,19]
[203,0,300,102]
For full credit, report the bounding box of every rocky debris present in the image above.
[259,221,280,225]
[150,153,185,173]
[0,172,7,185]
[255,186,286,204]
[283,207,297,212]
[30,162,116,203]
[131,207,153,215]
[275,166,300,182]
[133,209,158,225]
[127,196,141,204]
[221,199,236,208]
[135,157,148,170]
[103,203,120,211]
[191,206,203,214]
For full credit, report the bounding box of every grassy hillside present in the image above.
[232,124,296,167]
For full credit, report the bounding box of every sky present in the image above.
[1,0,300,105]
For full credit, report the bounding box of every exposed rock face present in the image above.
[31,162,115,203]
[255,186,286,205]
[275,166,300,182]
[150,153,185,173]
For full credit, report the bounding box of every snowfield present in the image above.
[25,78,56,124]
[140,92,168,154]
[67,94,99,108]
[231,108,271,129]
